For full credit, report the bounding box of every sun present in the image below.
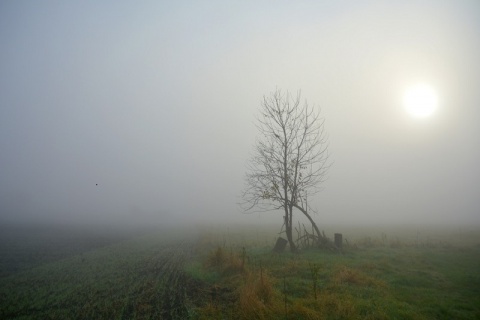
[403,83,438,118]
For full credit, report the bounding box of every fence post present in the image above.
[334,233,343,249]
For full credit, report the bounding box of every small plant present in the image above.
[257,265,273,304]
[309,262,320,300]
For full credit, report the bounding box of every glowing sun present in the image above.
[403,83,438,118]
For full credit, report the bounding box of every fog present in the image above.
[1,1,479,228]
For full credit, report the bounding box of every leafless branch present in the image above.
[240,89,331,250]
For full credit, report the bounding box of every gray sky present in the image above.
[1,1,479,227]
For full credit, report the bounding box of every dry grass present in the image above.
[223,254,244,275]
[334,266,367,285]
[188,227,480,320]
[202,249,387,319]
[206,247,245,275]
[206,247,226,268]
[193,302,223,320]
[288,300,324,320]
[237,269,278,319]
[283,257,302,274]
[333,266,386,288]
[286,291,358,319]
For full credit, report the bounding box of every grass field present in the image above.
[1,224,479,319]
[0,225,196,319]
[186,225,480,320]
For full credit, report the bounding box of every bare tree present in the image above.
[242,89,330,251]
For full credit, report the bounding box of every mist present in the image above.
[1,1,479,229]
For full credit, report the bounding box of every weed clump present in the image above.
[334,266,366,285]
[237,269,278,319]
[206,247,245,275]
[333,266,386,288]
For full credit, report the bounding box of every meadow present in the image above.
[187,225,480,319]
[0,224,479,319]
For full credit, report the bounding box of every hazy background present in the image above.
[1,1,479,227]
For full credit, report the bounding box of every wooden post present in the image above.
[273,237,288,253]
[334,233,343,249]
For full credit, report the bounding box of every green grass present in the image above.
[187,228,480,320]
[1,225,479,319]
[0,229,194,319]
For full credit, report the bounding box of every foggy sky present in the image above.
[1,1,479,227]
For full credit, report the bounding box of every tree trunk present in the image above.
[283,210,296,252]
[286,224,296,251]
[285,213,297,252]
[293,204,324,244]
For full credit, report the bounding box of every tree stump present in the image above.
[273,237,288,253]
[334,233,343,249]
